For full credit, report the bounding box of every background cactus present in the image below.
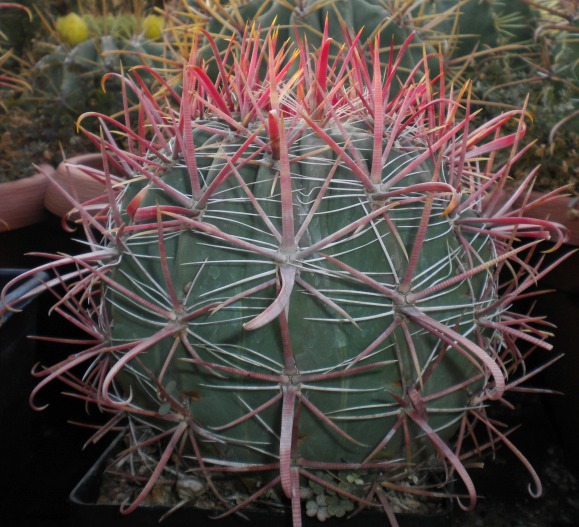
[24,2,165,117]
[428,0,534,53]
[32,7,166,113]
[167,0,577,192]
[467,0,579,191]
[2,23,571,527]
[0,2,168,183]
[172,0,534,83]
[172,0,460,75]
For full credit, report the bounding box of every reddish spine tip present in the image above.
[268,110,281,161]
[126,187,148,220]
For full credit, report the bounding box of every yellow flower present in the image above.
[142,14,164,41]
[55,13,90,47]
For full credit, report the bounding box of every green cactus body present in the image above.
[109,120,491,466]
[552,21,579,82]
[421,0,534,56]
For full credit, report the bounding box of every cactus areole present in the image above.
[5,25,570,526]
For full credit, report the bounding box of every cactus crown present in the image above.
[2,21,570,527]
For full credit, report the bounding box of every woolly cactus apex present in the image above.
[55,12,90,46]
[4,25,572,527]
[142,14,165,40]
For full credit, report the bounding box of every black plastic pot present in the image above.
[70,434,453,527]
[0,268,48,524]
[0,267,47,320]
[0,267,48,420]
[1,268,107,527]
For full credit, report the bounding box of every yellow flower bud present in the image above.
[142,14,164,41]
[55,13,90,47]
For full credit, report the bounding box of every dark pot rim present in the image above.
[69,432,453,527]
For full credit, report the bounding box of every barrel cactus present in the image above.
[3,24,570,527]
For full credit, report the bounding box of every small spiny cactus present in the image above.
[32,8,165,112]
